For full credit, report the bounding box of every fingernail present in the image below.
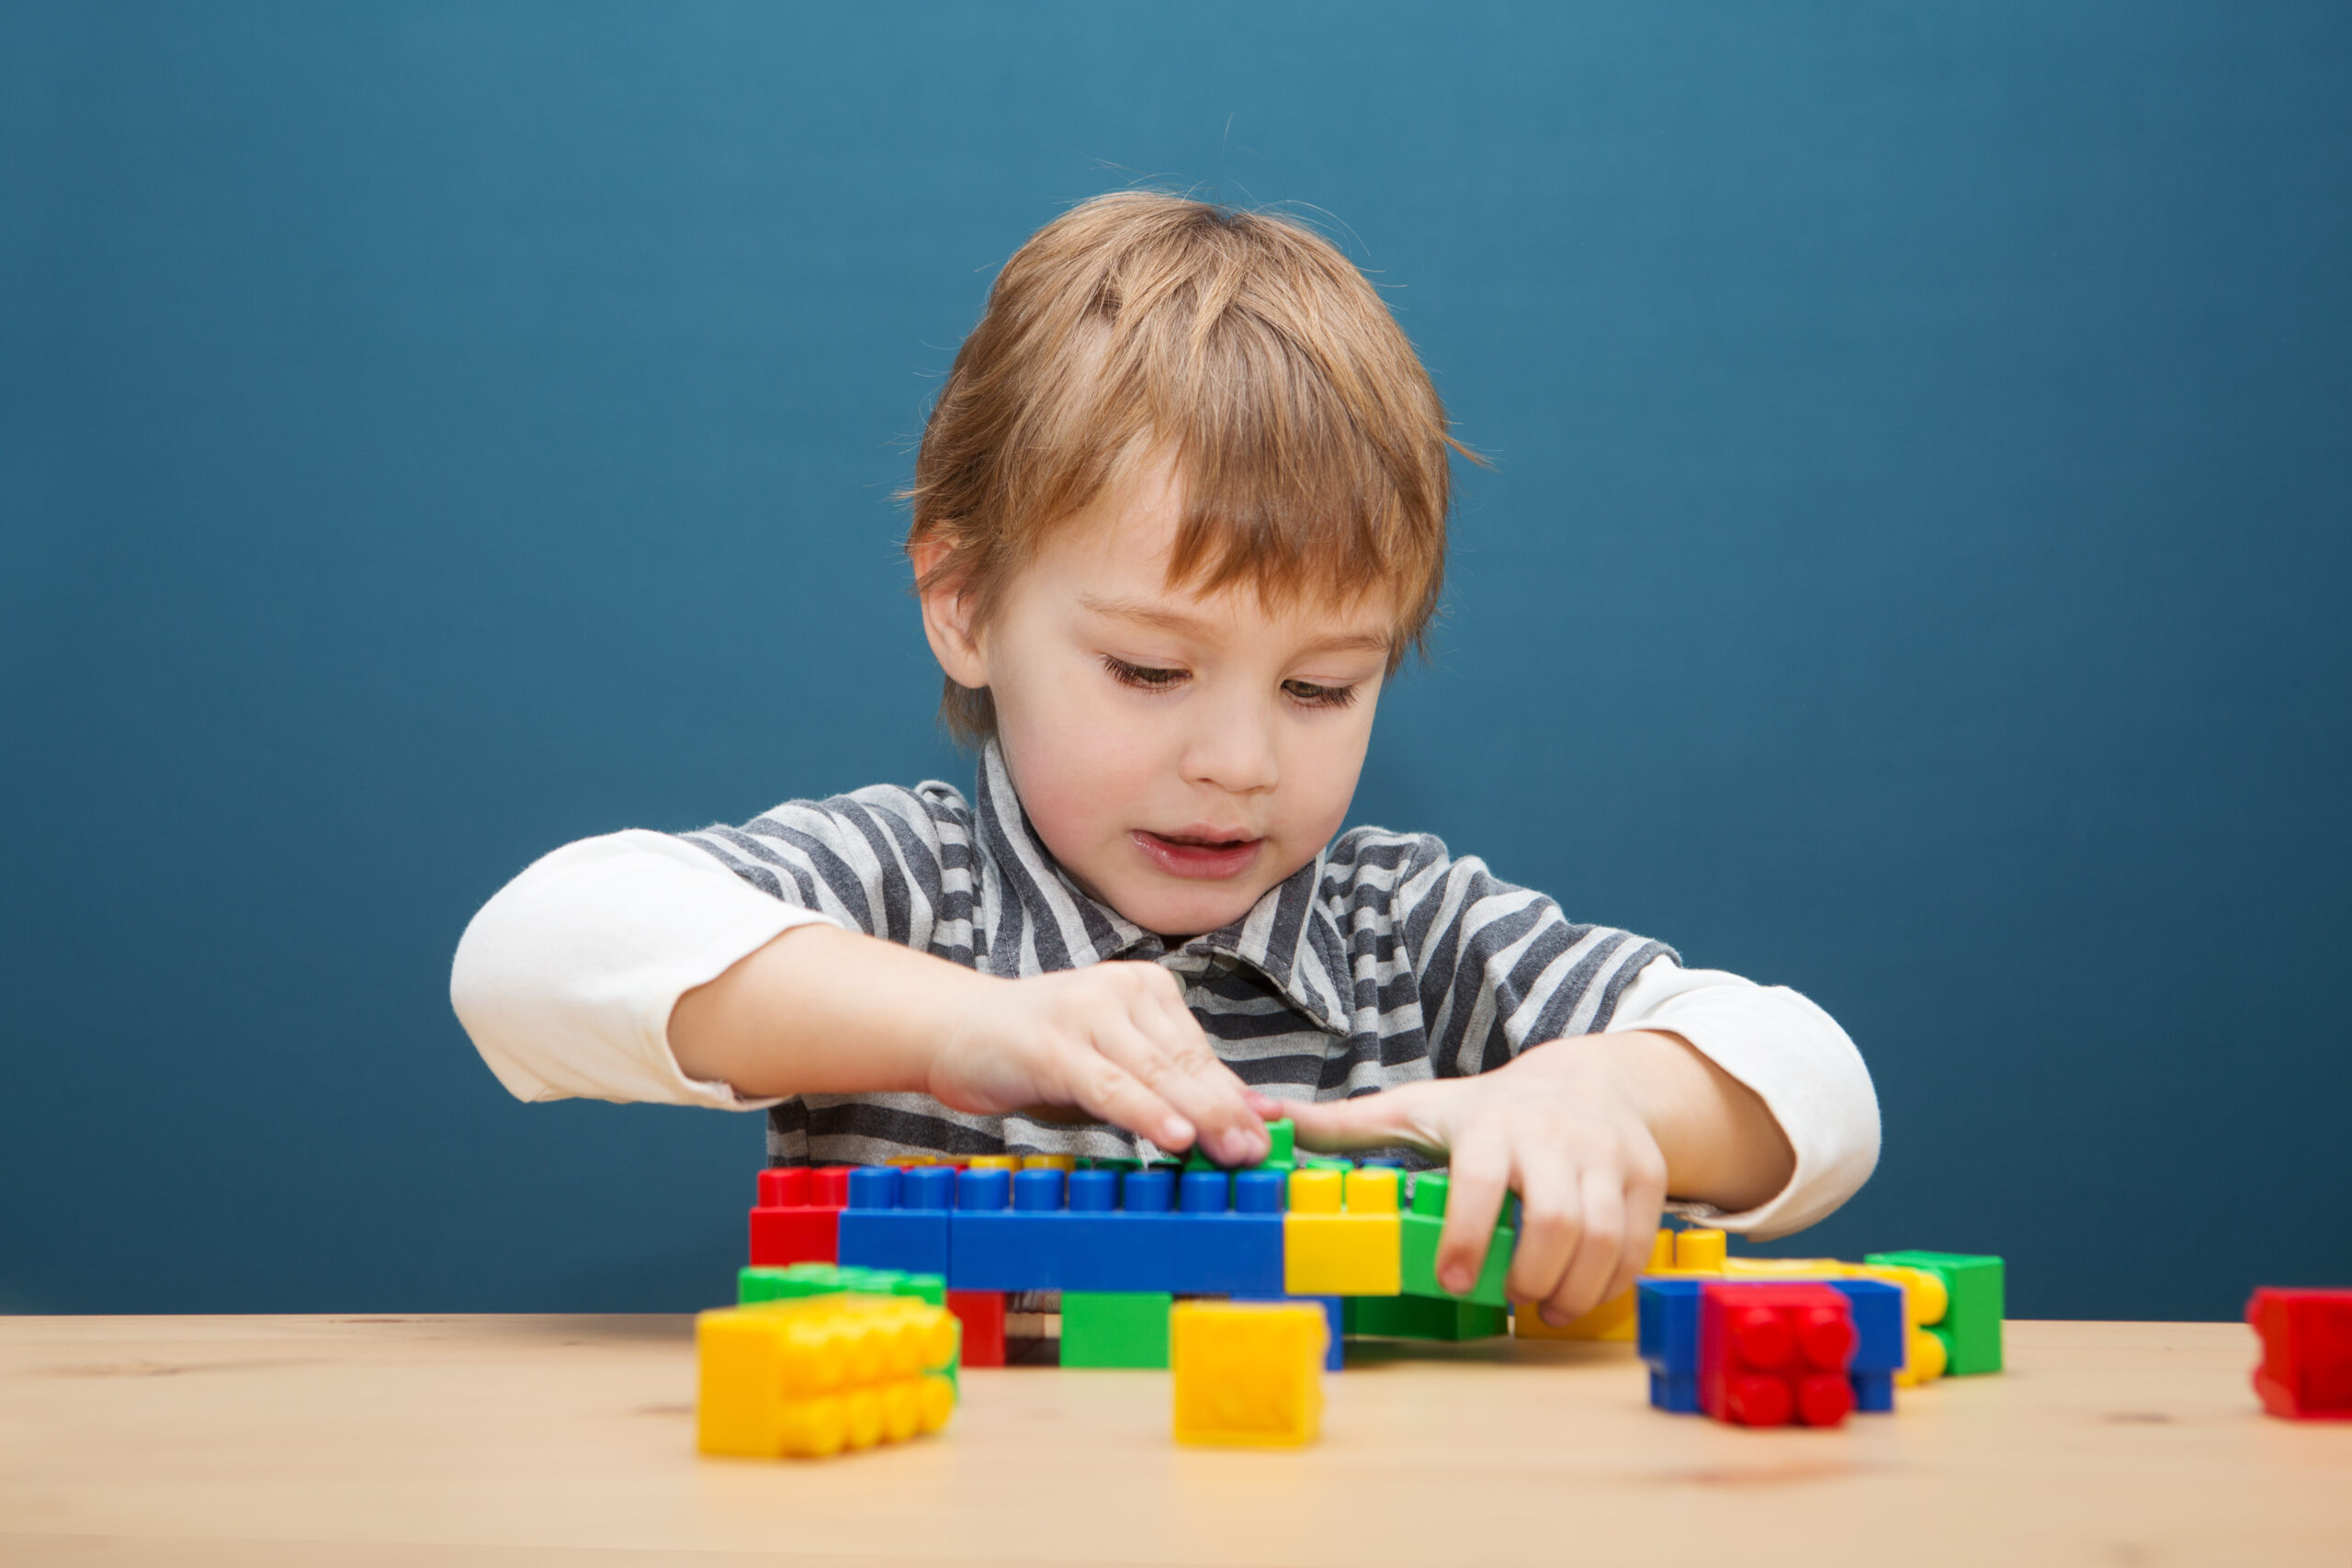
[1442,1268,1469,1293]
[1161,1117,1194,1147]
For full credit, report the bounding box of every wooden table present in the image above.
[3,1314,2346,1566]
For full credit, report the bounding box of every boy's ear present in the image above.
[911,537,989,690]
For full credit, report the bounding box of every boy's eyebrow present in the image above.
[1077,592,1394,656]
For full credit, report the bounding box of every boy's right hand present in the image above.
[926,962,1269,1167]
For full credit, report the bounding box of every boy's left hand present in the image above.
[1250,1033,1676,1326]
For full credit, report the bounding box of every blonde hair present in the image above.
[905,191,1466,743]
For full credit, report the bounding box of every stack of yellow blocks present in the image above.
[697,1293,959,1459]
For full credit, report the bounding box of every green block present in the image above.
[738,1262,853,1303]
[1396,1173,1514,1307]
[1059,1292,1172,1368]
[1350,1293,1509,1341]
[1867,1251,2005,1375]
[1189,1118,1298,1174]
[1302,1156,1354,1172]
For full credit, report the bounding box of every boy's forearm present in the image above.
[669,924,978,1100]
[1555,1030,1797,1213]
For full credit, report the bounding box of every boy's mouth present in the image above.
[1133,829,1264,881]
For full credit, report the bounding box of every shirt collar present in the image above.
[975,739,1351,1035]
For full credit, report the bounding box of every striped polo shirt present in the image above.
[679,741,1674,1168]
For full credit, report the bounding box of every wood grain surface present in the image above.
[3,1314,2346,1566]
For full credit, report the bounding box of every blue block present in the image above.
[1851,1370,1895,1413]
[949,1210,1073,1290]
[1649,1370,1701,1414]
[838,1208,948,1275]
[1175,1212,1285,1295]
[1057,1213,1186,1292]
[1827,1278,1905,1376]
[1637,1276,1705,1376]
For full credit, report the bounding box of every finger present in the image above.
[1433,1137,1512,1297]
[1102,1001,1265,1166]
[1544,1166,1625,1323]
[1606,1156,1670,1306]
[1281,1083,1449,1157]
[1510,1147,1585,1315]
[1038,1024,1198,1152]
[1132,988,1269,1167]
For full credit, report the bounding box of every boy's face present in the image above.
[922,460,1395,939]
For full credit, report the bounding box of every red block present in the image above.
[2247,1287,2352,1420]
[746,1165,855,1268]
[1699,1281,1857,1428]
[947,1290,1007,1369]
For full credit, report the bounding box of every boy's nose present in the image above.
[1179,699,1280,795]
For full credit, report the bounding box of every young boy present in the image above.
[451,193,1878,1326]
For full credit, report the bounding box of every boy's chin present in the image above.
[1107,882,1262,943]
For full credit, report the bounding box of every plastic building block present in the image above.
[946,1290,1006,1368]
[1170,1301,1328,1448]
[1637,1276,1706,1413]
[2246,1287,2352,1419]
[696,1295,958,1459]
[1868,1251,2004,1375]
[739,1260,944,1307]
[967,1155,1019,1170]
[947,1163,1284,1296]
[747,1166,854,1268]
[1020,1154,1077,1172]
[1674,1228,1727,1272]
[1698,1281,1856,1428]
[1396,1172,1515,1309]
[1061,1292,1172,1368]
[1825,1277,1905,1413]
[837,1164,954,1277]
[1283,1166,1401,1296]
[1353,1292,1507,1342]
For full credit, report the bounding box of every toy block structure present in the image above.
[1062,1291,1172,1369]
[1284,1166,1401,1295]
[1866,1251,2003,1375]
[1698,1280,1856,1428]
[748,1166,852,1268]
[697,1292,958,1459]
[2246,1287,2352,1420]
[1170,1301,1328,1448]
[1640,1273,1901,1421]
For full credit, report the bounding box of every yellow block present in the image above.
[967,1155,1020,1171]
[1171,1301,1327,1448]
[1721,1257,1849,1280]
[1285,1213,1400,1295]
[697,1298,958,1459]
[1019,1154,1076,1172]
[1288,1167,1343,1213]
[1899,1325,1948,1385]
[1515,1290,1635,1342]
[1343,1167,1400,1213]
[1849,1263,1949,1325]
[1672,1229,1728,1271]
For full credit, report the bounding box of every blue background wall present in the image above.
[6,3,2346,1320]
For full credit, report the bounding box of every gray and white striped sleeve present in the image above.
[675,782,977,961]
[1378,833,1675,1077]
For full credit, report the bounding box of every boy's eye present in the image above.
[1102,656,1187,690]
[1283,679,1360,710]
